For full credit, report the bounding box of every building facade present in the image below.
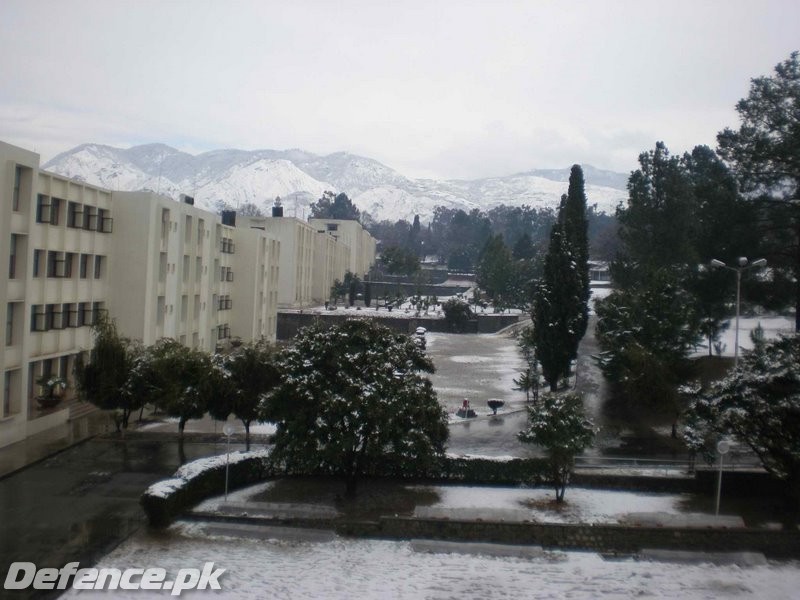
[308,218,377,278]
[1,139,376,449]
[2,141,114,446]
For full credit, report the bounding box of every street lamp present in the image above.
[715,439,731,516]
[222,423,235,502]
[710,257,767,367]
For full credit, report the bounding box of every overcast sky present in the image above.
[1,0,798,180]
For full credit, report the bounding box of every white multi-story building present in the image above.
[2,141,114,446]
[1,139,377,450]
[243,211,377,308]
[309,218,377,278]
[240,214,318,308]
[1,141,283,449]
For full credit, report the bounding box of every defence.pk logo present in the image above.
[4,562,225,595]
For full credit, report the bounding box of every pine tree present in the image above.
[477,233,514,302]
[532,224,585,391]
[717,52,800,332]
[561,165,591,341]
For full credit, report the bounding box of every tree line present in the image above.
[75,317,448,496]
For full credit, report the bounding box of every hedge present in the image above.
[141,451,553,528]
[141,450,274,528]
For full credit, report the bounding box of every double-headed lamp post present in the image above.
[710,257,767,367]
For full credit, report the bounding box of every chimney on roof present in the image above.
[221,210,236,226]
[272,196,283,217]
[180,194,194,206]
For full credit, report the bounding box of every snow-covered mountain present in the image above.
[43,143,628,223]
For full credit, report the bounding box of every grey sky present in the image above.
[1,0,798,180]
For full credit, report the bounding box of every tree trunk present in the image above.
[179,417,187,437]
[244,420,251,452]
[139,404,145,422]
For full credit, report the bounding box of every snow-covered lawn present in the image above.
[692,315,795,357]
[194,479,693,526]
[62,524,800,599]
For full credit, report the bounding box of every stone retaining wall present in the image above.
[374,517,800,559]
[185,512,800,559]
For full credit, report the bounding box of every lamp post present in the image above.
[715,439,731,516]
[710,257,767,367]
[222,423,235,502]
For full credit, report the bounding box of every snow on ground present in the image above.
[62,524,800,599]
[414,484,689,524]
[692,315,795,357]
[195,480,691,526]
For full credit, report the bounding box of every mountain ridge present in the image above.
[43,143,628,223]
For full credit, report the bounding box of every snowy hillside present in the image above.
[43,143,628,223]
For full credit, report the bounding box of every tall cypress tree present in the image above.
[561,165,590,341]
[532,224,584,391]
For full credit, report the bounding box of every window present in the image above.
[3,371,11,416]
[83,205,97,231]
[217,295,232,311]
[8,234,17,279]
[221,237,235,254]
[97,208,113,233]
[183,255,190,282]
[12,166,22,211]
[195,257,202,282]
[92,302,106,325]
[67,202,83,228]
[326,223,339,232]
[47,304,65,330]
[46,251,57,277]
[32,249,42,277]
[59,355,70,379]
[64,253,75,278]
[78,302,91,327]
[6,303,14,345]
[93,255,104,279]
[31,305,47,332]
[217,324,230,340]
[220,266,234,282]
[63,303,78,328]
[79,254,89,279]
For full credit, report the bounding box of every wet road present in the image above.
[0,438,237,599]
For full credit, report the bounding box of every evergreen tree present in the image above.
[684,334,800,499]
[595,269,702,414]
[531,224,585,391]
[73,315,142,431]
[717,51,800,331]
[512,232,536,260]
[208,340,280,450]
[261,320,448,496]
[310,191,361,221]
[518,392,595,502]
[561,165,591,342]
[476,233,514,302]
[138,339,214,437]
[613,142,697,288]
